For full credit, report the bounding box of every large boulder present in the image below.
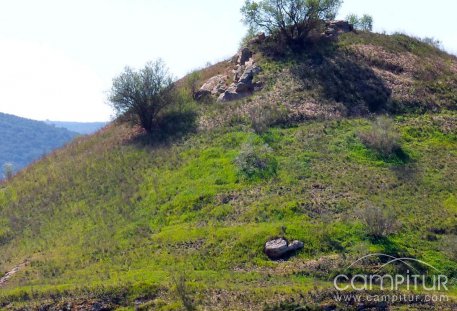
[217,89,250,102]
[264,238,304,260]
[237,47,253,66]
[249,32,266,45]
[238,63,261,85]
[201,47,263,103]
[217,62,262,102]
[233,82,252,93]
[195,74,228,100]
[233,65,246,81]
[325,20,354,38]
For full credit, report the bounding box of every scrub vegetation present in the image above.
[0,14,457,311]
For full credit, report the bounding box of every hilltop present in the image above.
[0,30,456,310]
[191,29,456,129]
[0,113,78,176]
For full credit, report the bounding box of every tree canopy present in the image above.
[346,13,373,31]
[241,0,343,43]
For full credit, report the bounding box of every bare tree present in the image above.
[109,59,175,133]
[241,0,342,44]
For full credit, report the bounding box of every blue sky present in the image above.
[0,0,455,121]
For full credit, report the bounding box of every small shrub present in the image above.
[186,71,202,100]
[357,202,400,238]
[0,218,12,244]
[358,116,401,157]
[2,163,14,180]
[420,37,442,50]
[248,103,289,134]
[172,272,196,311]
[441,235,457,261]
[234,142,278,180]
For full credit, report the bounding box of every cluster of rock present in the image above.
[195,47,263,103]
[194,75,228,101]
[324,20,353,38]
[264,238,304,260]
[194,21,352,103]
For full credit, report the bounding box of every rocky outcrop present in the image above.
[217,50,262,102]
[238,47,253,66]
[196,47,262,103]
[248,32,266,45]
[264,238,304,260]
[194,74,228,100]
[195,21,351,103]
[324,20,354,38]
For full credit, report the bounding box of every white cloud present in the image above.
[0,39,112,121]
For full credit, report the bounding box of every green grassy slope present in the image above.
[0,32,456,310]
[1,114,456,309]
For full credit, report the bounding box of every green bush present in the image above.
[172,271,196,311]
[442,235,457,261]
[234,142,278,180]
[186,71,202,100]
[248,103,289,134]
[2,163,14,180]
[357,202,400,238]
[358,116,401,157]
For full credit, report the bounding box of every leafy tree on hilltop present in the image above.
[109,59,175,133]
[241,0,343,44]
[346,13,373,31]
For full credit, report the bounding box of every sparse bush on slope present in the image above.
[248,103,289,134]
[2,163,14,180]
[358,116,401,157]
[235,142,278,180]
[442,235,457,261]
[357,202,401,238]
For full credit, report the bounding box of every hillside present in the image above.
[0,113,78,176]
[44,121,107,135]
[0,31,456,310]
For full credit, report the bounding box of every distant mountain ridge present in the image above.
[45,121,107,135]
[0,112,78,174]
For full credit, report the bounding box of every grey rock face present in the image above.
[264,238,304,260]
[238,47,253,66]
[195,74,228,100]
[249,32,266,45]
[238,64,261,85]
[197,47,263,103]
[324,20,354,38]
